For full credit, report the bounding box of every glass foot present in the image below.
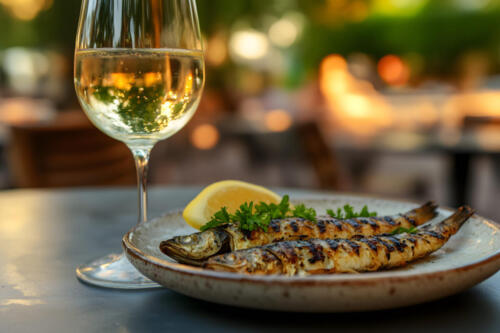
[76,252,161,289]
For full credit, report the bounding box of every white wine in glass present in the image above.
[74,0,204,289]
[75,48,204,145]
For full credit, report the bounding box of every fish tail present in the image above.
[432,205,475,235]
[409,201,438,223]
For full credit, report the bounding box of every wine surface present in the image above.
[75,48,204,146]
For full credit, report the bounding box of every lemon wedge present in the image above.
[183,180,282,230]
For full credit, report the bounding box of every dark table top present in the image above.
[0,187,499,333]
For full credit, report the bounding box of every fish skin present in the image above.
[225,201,437,251]
[160,201,438,265]
[204,206,474,276]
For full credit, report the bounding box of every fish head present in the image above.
[159,229,229,265]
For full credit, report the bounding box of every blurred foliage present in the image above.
[1,0,500,77]
[0,1,79,54]
[301,9,500,76]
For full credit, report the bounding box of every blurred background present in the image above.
[1,0,500,219]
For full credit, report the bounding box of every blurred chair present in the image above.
[7,111,135,188]
[296,121,340,190]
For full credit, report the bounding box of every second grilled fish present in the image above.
[160,201,437,265]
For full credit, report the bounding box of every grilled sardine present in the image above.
[205,206,474,275]
[160,202,438,265]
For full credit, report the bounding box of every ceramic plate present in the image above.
[122,194,500,312]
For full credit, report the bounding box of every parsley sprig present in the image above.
[390,226,418,235]
[291,204,317,221]
[200,196,378,233]
[326,204,377,219]
[199,207,231,231]
[200,195,316,232]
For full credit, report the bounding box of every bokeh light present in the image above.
[265,109,292,132]
[268,18,299,47]
[0,0,53,21]
[206,32,228,66]
[229,30,269,61]
[377,55,410,86]
[320,53,393,138]
[190,124,220,150]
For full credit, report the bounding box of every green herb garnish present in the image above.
[254,194,291,220]
[199,207,231,231]
[231,202,271,232]
[390,226,418,235]
[327,204,377,219]
[292,204,317,221]
[200,195,316,232]
[201,196,379,233]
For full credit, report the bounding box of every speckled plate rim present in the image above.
[122,194,500,286]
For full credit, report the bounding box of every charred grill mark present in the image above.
[421,230,445,240]
[331,219,343,230]
[346,219,361,230]
[376,237,395,252]
[317,220,327,233]
[400,214,417,227]
[357,218,368,225]
[290,220,299,232]
[366,218,381,230]
[345,240,361,255]
[307,242,325,263]
[412,234,432,244]
[384,216,397,226]
[326,239,339,251]
[386,236,407,252]
[281,241,299,264]
[360,238,378,252]
[374,237,395,260]
[298,235,308,240]
[270,220,281,232]
[406,237,417,244]
[262,249,281,265]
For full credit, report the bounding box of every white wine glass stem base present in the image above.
[75,145,161,289]
[76,253,159,289]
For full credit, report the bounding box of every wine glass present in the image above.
[74,0,204,289]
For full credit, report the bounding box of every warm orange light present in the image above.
[206,33,228,66]
[107,73,134,90]
[144,72,161,87]
[377,55,410,86]
[320,54,347,73]
[338,94,371,118]
[0,0,53,21]
[265,109,292,132]
[184,72,193,93]
[443,91,500,130]
[475,125,500,151]
[318,53,393,138]
[320,54,351,97]
[190,124,220,150]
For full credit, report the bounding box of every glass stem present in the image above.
[130,146,153,224]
